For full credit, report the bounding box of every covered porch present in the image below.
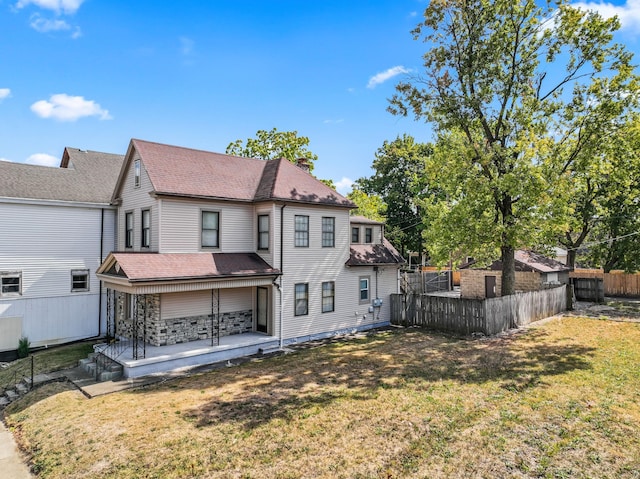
[96,252,281,378]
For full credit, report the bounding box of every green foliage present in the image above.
[389,0,639,291]
[226,128,318,171]
[347,187,386,223]
[357,134,435,256]
[17,336,30,358]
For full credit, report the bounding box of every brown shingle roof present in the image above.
[0,148,124,203]
[99,252,279,282]
[127,139,355,207]
[346,239,405,266]
[350,215,383,225]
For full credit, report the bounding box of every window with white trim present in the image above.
[365,227,373,243]
[141,209,150,248]
[71,270,89,292]
[125,212,134,248]
[202,211,220,248]
[322,217,335,247]
[322,281,335,313]
[295,215,309,247]
[0,272,21,296]
[359,276,370,304]
[295,283,309,316]
[351,227,360,243]
[134,159,141,188]
[258,214,269,250]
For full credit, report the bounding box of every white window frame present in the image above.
[125,211,134,249]
[71,269,90,292]
[294,283,309,316]
[295,215,309,248]
[365,227,373,244]
[141,209,151,248]
[134,159,141,188]
[322,217,335,248]
[201,210,220,249]
[351,226,360,244]
[258,214,269,250]
[0,272,22,296]
[322,281,335,313]
[359,276,370,304]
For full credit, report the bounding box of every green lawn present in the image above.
[4,316,640,478]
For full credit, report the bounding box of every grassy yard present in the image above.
[0,342,95,390]
[4,316,640,478]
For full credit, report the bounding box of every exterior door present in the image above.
[256,287,268,333]
[485,275,497,298]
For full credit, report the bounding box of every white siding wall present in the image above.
[350,223,383,245]
[161,287,253,320]
[160,198,254,253]
[117,154,158,251]
[0,201,116,350]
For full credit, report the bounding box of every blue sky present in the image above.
[1,0,639,194]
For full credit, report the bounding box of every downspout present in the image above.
[279,204,286,348]
[98,208,104,336]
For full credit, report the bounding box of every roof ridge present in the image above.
[132,138,266,164]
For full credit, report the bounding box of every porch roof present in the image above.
[346,239,405,266]
[97,252,280,283]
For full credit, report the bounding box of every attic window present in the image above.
[134,159,141,188]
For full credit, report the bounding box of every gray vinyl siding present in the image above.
[161,288,253,320]
[159,198,254,253]
[0,200,116,350]
[117,153,158,251]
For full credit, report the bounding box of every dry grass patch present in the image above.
[5,317,640,478]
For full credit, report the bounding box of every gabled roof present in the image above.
[347,238,405,266]
[97,252,280,282]
[0,148,124,204]
[350,215,383,225]
[114,139,354,208]
[460,249,571,273]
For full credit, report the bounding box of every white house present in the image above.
[96,139,404,377]
[0,149,124,353]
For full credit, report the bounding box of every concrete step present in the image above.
[98,370,123,382]
[15,382,29,395]
[0,396,9,408]
[4,389,19,402]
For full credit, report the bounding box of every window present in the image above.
[294,283,308,316]
[134,159,141,188]
[295,215,309,247]
[71,270,89,292]
[322,217,335,247]
[258,215,269,250]
[0,272,21,296]
[365,227,373,244]
[202,211,220,248]
[141,209,150,248]
[125,212,133,248]
[322,281,335,313]
[359,276,370,303]
[351,227,360,243]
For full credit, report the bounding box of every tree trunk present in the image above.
[501,245,516,296]
[566,248,577,270]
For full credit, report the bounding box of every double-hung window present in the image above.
[359,276,370,304]
[202,211,220,248]
[71,270,89,292]
[141,209,150,248]
[322,217,335,248]
[351,227,360,243]
[0,272,21,296]
[258,215,269,250]
[134,159,141,188]
[365,227,373,244]
[295,215,309,247]
[294,283,309,316]
[125,212,134,248]
[322,281,335,313]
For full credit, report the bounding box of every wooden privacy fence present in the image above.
[570,277,605,302]
[570,270,640,297]
[390,285,568,336]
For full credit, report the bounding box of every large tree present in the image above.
[389,0,638,294]
[347,187,386,223]
[226,128,318,171]
[357,134,433,258]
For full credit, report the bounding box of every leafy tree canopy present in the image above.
[347,187,386,223]
[226,128,318,171]
[389,0,639,294]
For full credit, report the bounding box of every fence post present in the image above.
[30,355,34,390]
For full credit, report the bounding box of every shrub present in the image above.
[17,336,30,358]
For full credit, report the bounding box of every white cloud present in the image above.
[335,177,354,195]
[0,88,10,101]
[29,14,70,32]
[25,153,59,167]
[31,94,112,121]
[572,0,640,31]
[15,0,84,15]
[367,66,411,89]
